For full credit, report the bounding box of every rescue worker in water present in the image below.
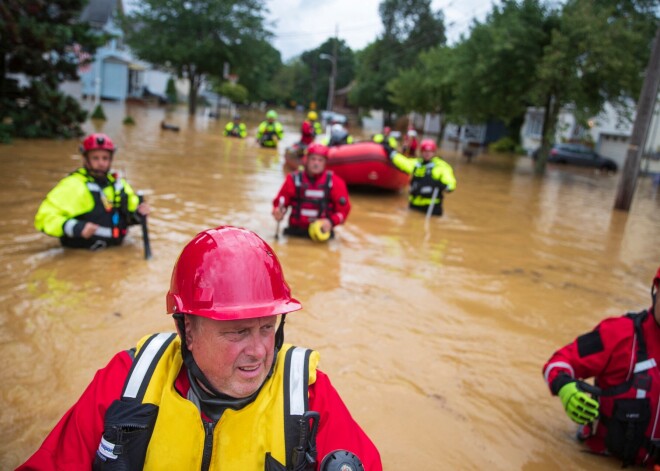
[17,226,382,470]
[543,267,660,468]
[272,143,351,241]
[381,138,456,216]
[34,133,150,250]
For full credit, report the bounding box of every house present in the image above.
[62,0,188,103]
[521,99,660,169]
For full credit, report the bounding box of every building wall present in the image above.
[101,59,128,100]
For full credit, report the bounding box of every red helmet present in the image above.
[307,143,329,158]
[81,133,116,155]
[166,226,302,321]
[420,139,437,152]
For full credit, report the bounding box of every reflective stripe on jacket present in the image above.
[390,155,456,210]
[34,168,139,241]
[289,171,333,229]
[224,122,247,138]
[256,121,284,147]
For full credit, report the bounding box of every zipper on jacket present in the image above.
[200,421,216,471]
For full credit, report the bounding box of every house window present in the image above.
[525,113,543,138]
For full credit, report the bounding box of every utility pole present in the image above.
[614,26,660,211]
[320,25,338,112]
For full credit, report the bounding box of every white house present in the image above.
[521,97,660,168]
[61,0,189,103]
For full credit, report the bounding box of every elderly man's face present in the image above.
[185,315,278,398]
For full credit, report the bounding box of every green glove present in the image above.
[558,382,599,425]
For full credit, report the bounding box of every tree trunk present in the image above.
[437,114,447,149]
[534,92,560,175]
[186,65,201,116]
[507,114,525,145]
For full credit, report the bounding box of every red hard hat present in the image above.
[420,139,437,152]
[307,143,329,158]
[81,133,116,155]
[166,226,302,320]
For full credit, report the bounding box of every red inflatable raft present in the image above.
[325,142,410,191]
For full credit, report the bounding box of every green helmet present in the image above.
[266,110,278,120]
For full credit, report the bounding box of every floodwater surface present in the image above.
[0,103,658,470]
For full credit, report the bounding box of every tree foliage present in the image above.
[384,0,657,175]
[529,0,657,173]
[301,39,355,110]
[124,0,272,115]
[0,0,101,140]
[351,0,446,117]
[216,82,249,104]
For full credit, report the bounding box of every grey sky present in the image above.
[265,0,496,61]
[124,0,496,61]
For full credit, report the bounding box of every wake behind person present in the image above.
[272,143,351,242]
[34,133,150,250]
[18,226,382,470]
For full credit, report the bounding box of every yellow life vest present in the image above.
[101,333,319,471]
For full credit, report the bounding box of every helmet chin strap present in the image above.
[173,314,286,417]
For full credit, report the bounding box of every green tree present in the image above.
[387,45,456,141]
[124,0,271,115]
[351,0,446,121]
[531,0,657,173]
[271,59,311,108]
[165,77,178,104]
[0,0,101,140]
[450,0,551,144]
[301,39,356,110]
[232,38,282,104]
[216,82,248,105]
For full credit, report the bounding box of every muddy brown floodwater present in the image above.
[0,102,658,470]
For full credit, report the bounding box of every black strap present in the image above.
[283,347,313,468]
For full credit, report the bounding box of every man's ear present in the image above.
[186,316,194,347]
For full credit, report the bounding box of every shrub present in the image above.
[91,104,107,120]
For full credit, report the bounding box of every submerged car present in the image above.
[534,143,618,171]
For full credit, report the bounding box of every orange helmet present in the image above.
[420,139,437,152]
[81,133,116,156]
[166,226,301,320]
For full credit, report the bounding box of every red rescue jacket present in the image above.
[543,309,660,467]
[273,170,351,230]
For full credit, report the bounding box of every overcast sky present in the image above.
[264,0,496,61]
[124,0,496,61]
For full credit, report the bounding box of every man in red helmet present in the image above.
[34,133,150,250]
[272,143,351,241]
[18,226,382,470]
[381,138,456,216]
[542,268,660,468]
